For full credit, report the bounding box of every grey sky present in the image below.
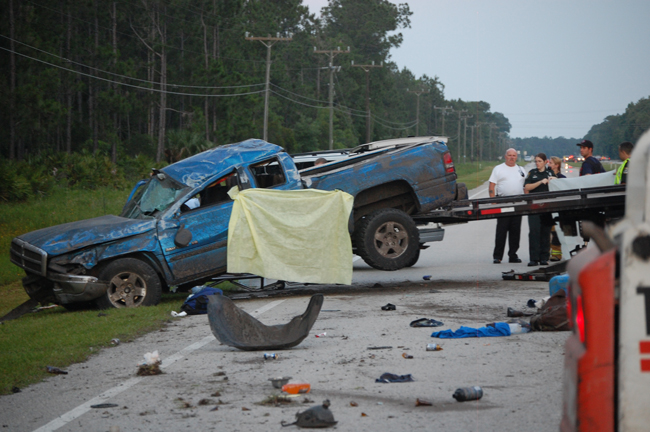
[304,0,650,139]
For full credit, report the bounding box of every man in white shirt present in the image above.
[488,148,526,264]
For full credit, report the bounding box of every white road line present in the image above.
[469,186,489,199]
[32,299,285,432]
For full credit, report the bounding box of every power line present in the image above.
[0,46,266,98]
[0,35,266,90]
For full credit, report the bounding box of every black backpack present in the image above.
[180,286,223,315]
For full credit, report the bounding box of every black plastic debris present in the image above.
[409,318,444,327]
[381,303,396,311]
[375,373,414,383]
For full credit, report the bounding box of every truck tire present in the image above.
[95,258,162,309]
[405,247,421,267]
[354,208,420,271]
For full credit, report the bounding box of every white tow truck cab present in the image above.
[562,129,650,431]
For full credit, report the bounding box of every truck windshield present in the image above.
[121,174,189,219]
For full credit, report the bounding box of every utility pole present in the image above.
[246,32,292,141]
[314,46,350,150]
[488,123,498,160]
[461,114,472,164]
[454,110,468,162]
[407,88,429,136]
[433,106,453,135]
[352,60,382,143]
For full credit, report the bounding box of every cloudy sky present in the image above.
[303,0,650,139]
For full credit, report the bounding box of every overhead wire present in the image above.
[0,46,266,98]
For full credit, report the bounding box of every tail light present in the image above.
[575,295,585,343]
[443,152,455,173]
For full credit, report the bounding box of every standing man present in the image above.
[615,141,633,185]
[577,139,605,176]
[488,148,526,264]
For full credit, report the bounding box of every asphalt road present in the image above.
[0,175,575,432]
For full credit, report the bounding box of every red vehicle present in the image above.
[561,129,650,431]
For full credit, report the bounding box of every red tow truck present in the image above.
[561,129,650,431]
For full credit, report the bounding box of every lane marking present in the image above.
[32,299,284,432]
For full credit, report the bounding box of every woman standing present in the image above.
[524,153,553,266]
[549,156,566,179]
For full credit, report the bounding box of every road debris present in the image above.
[90,403,119,409]
[269,376,292,389]
[402,353,414,359]
[410,318,444,327]
[415,398,432,406]
[375,373,414,383]
[381,303,396,311]
[281,399,337,428]
[367,346,392,350]
[45,366,67,375]
[137,350,162,376]
[453,386,484,402]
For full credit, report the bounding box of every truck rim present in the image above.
[374,221,408,258]
[107,271,147,308]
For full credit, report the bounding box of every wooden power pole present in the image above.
[352,60,383,143]
[314,47,350,150]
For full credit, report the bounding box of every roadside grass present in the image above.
[0,286,190,395]
[0,186,128,286]
[454,161,502,190]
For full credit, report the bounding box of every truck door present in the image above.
[158,172,240,282]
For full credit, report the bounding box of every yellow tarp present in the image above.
[227,187,354,285]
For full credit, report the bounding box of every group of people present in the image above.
[488,139,633,267]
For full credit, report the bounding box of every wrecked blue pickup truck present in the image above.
[10,137,464,309]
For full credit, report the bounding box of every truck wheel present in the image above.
[354,209,420,271]
[405,247,421,267]
[95,258,162,309]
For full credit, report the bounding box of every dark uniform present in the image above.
[525,168,554,264]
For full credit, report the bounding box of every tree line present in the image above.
[0,0,513,165]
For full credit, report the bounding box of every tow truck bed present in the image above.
[413,185,626,225]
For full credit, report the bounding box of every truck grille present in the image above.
[10,239,47,276]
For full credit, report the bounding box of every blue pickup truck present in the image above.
[10,137,464,309]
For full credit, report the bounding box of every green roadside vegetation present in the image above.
[454,160,503,190]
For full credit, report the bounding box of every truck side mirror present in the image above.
[174,224,192,247]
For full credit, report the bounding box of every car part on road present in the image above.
[353,208,420,271]
[207,294,323,351]
[281,399,337,428]
[381,303,396,311]
[409,318,444,327]
[95,258,162,309]
[0,297,40,323]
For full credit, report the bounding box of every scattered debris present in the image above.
[410,318,444,327]
[507,307,532,317]
[174,398,193,409]
[198,399,216,406]
[453,386,484,402]
[260,395,293,406]
[315,332,327,338]
[402,353,414,359]
[361,412,368,417]
[213,372,226,377]
[282,383,311,394]
[281,399,337,428]
[269,376,292,389]
[11,386,21,393]
[415,398,432,406]
[171,311,187,318]
[45,366,67,375]
[426,343,443,351]
[137,351,162,376]
[381,303,396,311]
[210,406,219,411]
[422,275,432,280]
[264,353,278,360]
[349,401,358,407]
[242,407,251,411]
[375,373,414,383]
[301,398,314,404]
[110,338,120,346]
[91,403,119,409]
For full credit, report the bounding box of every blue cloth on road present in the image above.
[431,322,511,338]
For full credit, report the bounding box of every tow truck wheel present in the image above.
[354,208,420,271]
[95,258,162,309]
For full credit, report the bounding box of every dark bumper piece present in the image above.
[207,293,323,351]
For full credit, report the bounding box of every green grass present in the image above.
[454,161,503,190]
[0,186,128,285]
[0,283,189,395]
